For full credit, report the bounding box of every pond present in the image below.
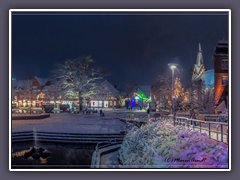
[12,141,96,169]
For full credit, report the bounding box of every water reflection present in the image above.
[12,142,95,168]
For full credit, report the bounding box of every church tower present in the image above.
[192,43,206,82]
[191,43,206,110]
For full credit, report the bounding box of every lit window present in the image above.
[221,59,228,70]
[222,76,228,86]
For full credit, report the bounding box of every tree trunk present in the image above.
[30,89,32,115]
[79,91,83,113]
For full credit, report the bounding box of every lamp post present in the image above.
[168,63,177,126]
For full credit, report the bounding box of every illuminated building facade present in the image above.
[12,76,55,108]
[86,80,120,108]
[125,86,152,109]
[12,77,120,110]
[213,40,229,113]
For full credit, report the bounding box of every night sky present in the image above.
[12,12,228,89]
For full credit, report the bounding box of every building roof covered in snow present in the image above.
[91,80,120,100]
[34,76,50,86]
[12,76,51,89]
[101,80,119,96]
[12,79,32,89]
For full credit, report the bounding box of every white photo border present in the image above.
[9,9,231,172]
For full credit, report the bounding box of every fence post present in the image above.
[208,123,211,139]
[227,126,229,143]
[221,124,223,142]
[200,122,202,133]
[173,115,176,126]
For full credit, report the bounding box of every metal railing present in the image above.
[12,131,125,144]
[91,142,122,168]
[176,113,228,123]
[203,114,228,123]
[159,115,228,143]
[170,116,228,144]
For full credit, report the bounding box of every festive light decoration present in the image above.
[136,89,151,102]
[135,96,140,100]
[36,92,45,100]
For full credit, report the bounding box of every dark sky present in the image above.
[12,12,228,89]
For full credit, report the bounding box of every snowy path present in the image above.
[12,112,127,134]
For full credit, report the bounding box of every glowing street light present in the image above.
[168,63,178,126]
[169,63,177,71]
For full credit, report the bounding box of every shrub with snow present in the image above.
[119,118,228,168]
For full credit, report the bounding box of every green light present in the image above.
[137,89,151,102]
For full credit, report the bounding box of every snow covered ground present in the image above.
[12,112,127,134]
[100,150,120,168]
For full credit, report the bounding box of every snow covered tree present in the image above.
[190,80,214,114]
[52,56,103,112]
[174,77,190,111]
[17,79,35,113]
[152,72,172,111]
[118,95,126,107]
[152,73,191,112]
[202,88,215,114]
[174,77,183,98]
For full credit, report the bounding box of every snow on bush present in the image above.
[119,118,228,168]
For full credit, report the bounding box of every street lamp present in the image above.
[168,63,177,126]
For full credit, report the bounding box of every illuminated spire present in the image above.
[196,42,203,66]
[199,42,202,52]
[192,43,205,81]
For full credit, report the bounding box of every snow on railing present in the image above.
[159,115,228,144]
[91,142,122,168]
[176,113,228,123]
